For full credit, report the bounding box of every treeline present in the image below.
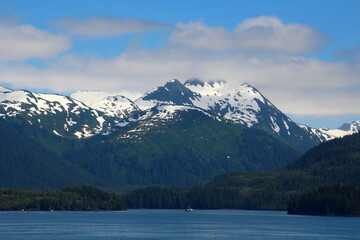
[123,168,354,210]
[124,171,360,211]
[288,184,360,216]
[123,171,310,210]
[0,186,127,211]
[124,185,296,210]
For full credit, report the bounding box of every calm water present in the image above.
[0,209,359,240]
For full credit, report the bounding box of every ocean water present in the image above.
[0,209,359,240]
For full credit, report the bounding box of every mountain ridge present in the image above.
[1,80,359,150]
[0,86,112,139]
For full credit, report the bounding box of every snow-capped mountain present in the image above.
[71,90,139,118]
[136,79,291,128]
[297,121,360,142]
[184,79,264,127]
[135,79,197,110]
[0,87,109,138]
[1,79,358,150]
[136,78,267,127]
[134,79,324,151]
[338,120,360,132]
[319,120,360,139]
[132,78,360,151]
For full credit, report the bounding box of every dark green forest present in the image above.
[0,186,127,211]
[0,118,101,190]
[288,184,360,216]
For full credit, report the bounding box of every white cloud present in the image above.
[169,16,325,53]
[56,16,172,37]
[0,23,71,62]
[1,47,359,117]
[0,17,359,120]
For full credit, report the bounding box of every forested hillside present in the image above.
[124,133,360,210]
[0,118,101,189]
[63,110,300,187]
[0,109,300,190]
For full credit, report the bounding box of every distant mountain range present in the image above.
[70,79,358,151]
[1,79,357,148]
[0,85,110,139]
[0,79,359,190]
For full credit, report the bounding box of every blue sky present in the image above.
[0,0,359,128]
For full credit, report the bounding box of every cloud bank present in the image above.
[0,23,71,62]
[169,16,325,53]
[0,16,359,120]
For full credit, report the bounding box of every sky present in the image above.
[0,0,359,129]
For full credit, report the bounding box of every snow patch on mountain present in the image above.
[115,104,214,140]
[53,130,63,137]
[185,79,265,127]
[1,82,359,146]
[0,86,11,93]
[90,95,139,118]
[71,90,139,118]
[135,98,159,111]
[317,121,360,139]
[297,120,360,142]
[71,90,115,106]
[338,120,360,132]
[283,118,290,135]
[135,79,266,128]
[0,87,107,138]
[0,89,90,117]
[270,116,280,134]
[156,105,212,119]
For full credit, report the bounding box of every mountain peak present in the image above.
[137,79,196,108]
[70,90,138,118]
[338,120,360,131]
[163,79,183,88]
[167,78,180,83]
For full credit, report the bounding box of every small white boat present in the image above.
[185,207,193,212]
